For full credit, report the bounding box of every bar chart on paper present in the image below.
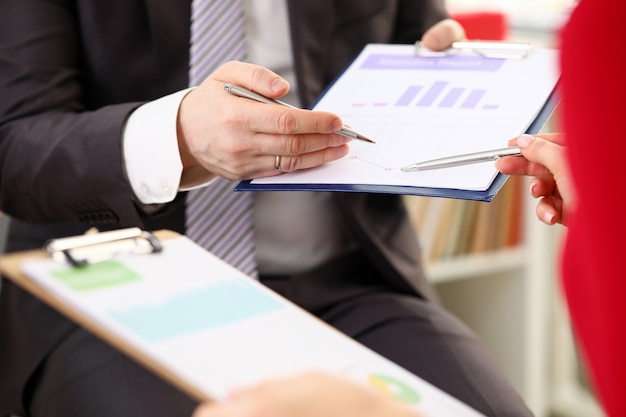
[354,82,498,110]
[247,43,559,195]
[342,53,509,114]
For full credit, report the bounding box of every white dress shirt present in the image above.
[123,0,358,275]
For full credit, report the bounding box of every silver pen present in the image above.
[401,146,522,171]
[224,83,375,143]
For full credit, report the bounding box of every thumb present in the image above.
[420,19,466,51]
[212,61,290,99]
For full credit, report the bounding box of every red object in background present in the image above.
[451,11,509,40]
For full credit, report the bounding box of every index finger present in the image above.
[237,102,343,136]
[535,132,566,146]
[516,134,568,177]
[507,132,565,147]
[214,62,344,135]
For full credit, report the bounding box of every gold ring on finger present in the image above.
[275,155,282,171]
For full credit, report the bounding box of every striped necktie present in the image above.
[185,0,257,278]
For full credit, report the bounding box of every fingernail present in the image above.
[331,119,343,132]
[529,182,537,197]
[271,78,289,93]
[542,211,556,225]
[517,134,534,148]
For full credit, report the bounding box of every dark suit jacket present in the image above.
[0,0,447,414]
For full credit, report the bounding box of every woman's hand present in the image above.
[496,133,576,226]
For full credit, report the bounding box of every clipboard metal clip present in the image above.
[415,40,532,60]
[45,227,163,267]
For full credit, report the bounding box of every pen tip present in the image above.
[357,135,376,144]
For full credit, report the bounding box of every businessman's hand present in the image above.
[176,61,350,184]
[420,18,466,51]
[496,133,576,226]
[192,371,421,417]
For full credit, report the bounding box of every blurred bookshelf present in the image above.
[403,171,554,416]
[404,176,524,272]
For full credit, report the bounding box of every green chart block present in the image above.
[52,261,141,291]
[368,373,421,404]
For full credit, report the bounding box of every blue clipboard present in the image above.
[236,46,560,202]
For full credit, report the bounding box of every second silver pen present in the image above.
[224,83,375,143]
[401,146,522,171]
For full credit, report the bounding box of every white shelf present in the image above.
[425,247,524,284]
[551,384,605,417]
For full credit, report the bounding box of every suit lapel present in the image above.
[143,0,191,90]
[286,0,334,107]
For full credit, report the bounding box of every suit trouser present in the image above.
[19,250,531,417]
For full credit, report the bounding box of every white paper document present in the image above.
[21,236,484,417]
[251,43,559,193]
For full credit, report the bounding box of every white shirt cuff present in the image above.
[123,88,193,204]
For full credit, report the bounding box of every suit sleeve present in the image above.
[0,0,146,226]
[394,0,449,43]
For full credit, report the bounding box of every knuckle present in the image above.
[222,116,238,130]
[221,135,248,157]
[227,159,251,180]
[283,156,301,172]
[222,60,237,71]
[286,135,305,155]
[315,115,336,136]
[220,109,242,130]
[249,66,266,86]
[275,110,298,133]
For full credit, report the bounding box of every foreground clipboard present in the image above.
[237,42,560,201]
[0,228,485,416]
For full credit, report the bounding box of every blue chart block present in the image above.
[110,279,285,342]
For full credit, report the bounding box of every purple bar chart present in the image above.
[417,81,448,107]
[461,89,487,109]
[353,83,499,110]
[439,87,465,108]
[395,86,423,106]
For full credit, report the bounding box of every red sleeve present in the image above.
[559,0,626,415]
